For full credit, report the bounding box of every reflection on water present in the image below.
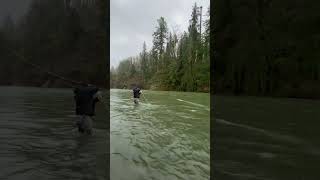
[213,95,320,180]
[0,86,108,180]
[110,89,210,180]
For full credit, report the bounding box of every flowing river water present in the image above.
[213,95,320,180]
[0,86,108,180]
[3,87,316,179]
[0,87,210,180]
[110,89,210,180]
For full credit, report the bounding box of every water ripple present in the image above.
[111,89,210,180]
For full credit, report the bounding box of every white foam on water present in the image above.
[176,99,209,111]
[257,152,277,159]
[215,118,303,144]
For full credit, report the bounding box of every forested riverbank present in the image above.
[110,3,210,93]
[0,0,107,88]
[213,0,320,99]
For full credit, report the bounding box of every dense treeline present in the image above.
[111,3,210,92]
[213,0,320,98]
[0,0,107,87]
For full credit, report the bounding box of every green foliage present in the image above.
[111,3,210,92]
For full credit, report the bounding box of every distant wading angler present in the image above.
[133,86,141,104]
[73,84,102,135]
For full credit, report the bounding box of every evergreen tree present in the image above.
[111,5,210,92]
[140,42,148,82]
[152,17,168,70]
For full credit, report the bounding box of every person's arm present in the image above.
[93,91,103,102]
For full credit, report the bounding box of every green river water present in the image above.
[2,86,317,179]
[0,87,210,179]
[213,95,320,180]
[0,86,108,180]
[110,89,210,180]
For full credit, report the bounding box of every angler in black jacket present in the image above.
[73,84,102,134]
[133,86,141,104]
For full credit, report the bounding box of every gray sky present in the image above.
[0,0,31,23]
[110,0,210,68]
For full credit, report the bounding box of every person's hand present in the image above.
[94,91,103,101]
[98,91,103,100]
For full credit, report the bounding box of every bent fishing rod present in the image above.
[9,48,104,89]
[11,49,110,112]
[7,48,110,117]
[141,93,149,103]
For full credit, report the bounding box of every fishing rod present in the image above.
[11,48,111,105]
[14,50,111,105]
[141,92,149,103]
[96,91,109,110]
[10,49,90,88]
[7,48,111,122]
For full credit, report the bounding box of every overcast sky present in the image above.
[110,0,210,68]
[0,0,31,23]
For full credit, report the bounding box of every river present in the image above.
[213,95,320,180]
[110,89,210,180]
[0,86,108,180]
[3,87,317,179]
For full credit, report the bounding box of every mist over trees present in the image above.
[0,0,107,87]
[111,3,210,92]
